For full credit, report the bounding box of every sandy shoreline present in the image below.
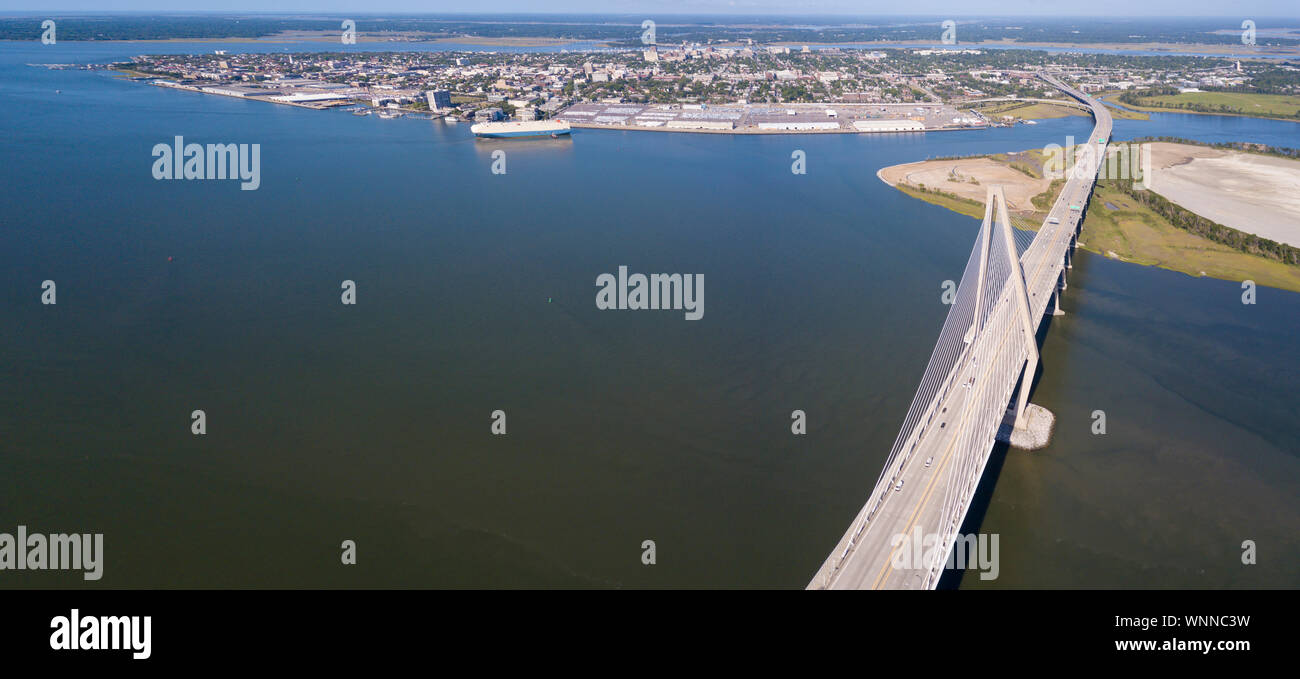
[877,154,1053,211]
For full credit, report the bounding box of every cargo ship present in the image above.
[470,120,571,138]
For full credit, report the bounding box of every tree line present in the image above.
[1120,87,1300,120]
[1106,180,1300,266]
[1130,136,1300,161]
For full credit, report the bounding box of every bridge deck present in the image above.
[810,74,1113,590]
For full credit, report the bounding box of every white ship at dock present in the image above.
[470,120,571,138]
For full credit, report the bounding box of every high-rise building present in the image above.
[425,89,452,111]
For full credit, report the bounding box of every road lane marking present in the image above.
[862,114,1106,589]
[831,91,1107,589]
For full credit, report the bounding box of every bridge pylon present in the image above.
[976,185,1040,431]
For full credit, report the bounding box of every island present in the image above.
[879,140,1300,292]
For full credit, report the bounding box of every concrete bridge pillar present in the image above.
[1013,354,1037,430]
[1059,268,1068,292]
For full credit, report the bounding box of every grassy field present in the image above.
[895,184,987,220]
[976,98,1148,121]
[974,101,1086,120]
[989,147,1053,179]
[112,68,172,79]
[1080,184,1300,292]
[1031,177,1066,211]
[1093,92,1152,120]
[1122,91,1300,121]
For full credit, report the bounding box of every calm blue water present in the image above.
[1,41,1296,588]
[0,37,604,61]
[1108,98,1300,147]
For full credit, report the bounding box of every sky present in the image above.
[6,2,1299,18]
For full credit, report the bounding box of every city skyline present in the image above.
[5,3,1300,18]
[0,6,1293,659]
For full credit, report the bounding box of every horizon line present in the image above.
[5,11,1300,20]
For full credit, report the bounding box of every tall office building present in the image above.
[425,89,452,111]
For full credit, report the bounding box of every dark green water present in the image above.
[1,42,1296,588]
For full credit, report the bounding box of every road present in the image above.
[809,73,1112,590]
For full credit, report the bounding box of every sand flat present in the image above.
[877,157,1052,211]
[1148,142,1300,247]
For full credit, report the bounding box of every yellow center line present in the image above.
[868,310,1016,589]
[862,128,1102,589]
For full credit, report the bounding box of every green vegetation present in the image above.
[1094,92,1152,120]
[989,147,1054,179]
[887,149,1300,293]
[974,100,1086,120]
[896,184,986,221]
[1009,162,1038,178]
[1129,136,1300,161]
[1103,181,1299,266]
[110,67,165,79]
[1031,178,1065,211]
[1119,88,1300,121]
[1081,182,1300,292]
[897,182,1047,226]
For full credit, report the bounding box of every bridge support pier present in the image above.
[1051,287,1065,316]
[1013,349,1039,430]
[997,403,1055,450]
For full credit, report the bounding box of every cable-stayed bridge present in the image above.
[808,74,1112,590]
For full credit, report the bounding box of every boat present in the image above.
[469,120,572,139]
